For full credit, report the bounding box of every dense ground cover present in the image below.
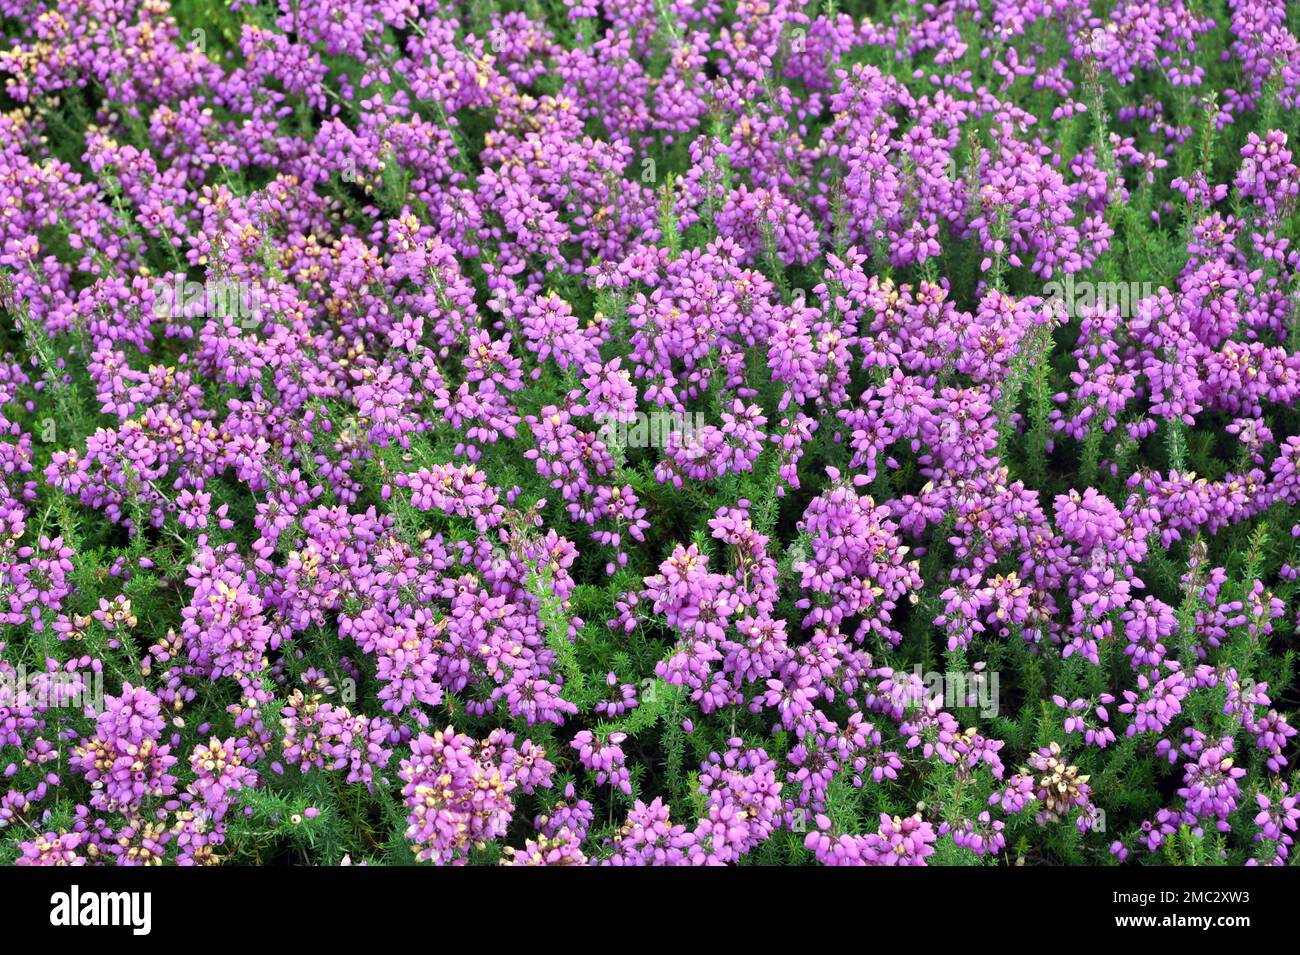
[1,0,1299,866]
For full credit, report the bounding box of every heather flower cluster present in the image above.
[1,0,1299,868]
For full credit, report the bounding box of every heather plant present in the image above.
[0,0,1297,868]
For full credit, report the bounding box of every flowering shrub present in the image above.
[0,0,1299,868]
